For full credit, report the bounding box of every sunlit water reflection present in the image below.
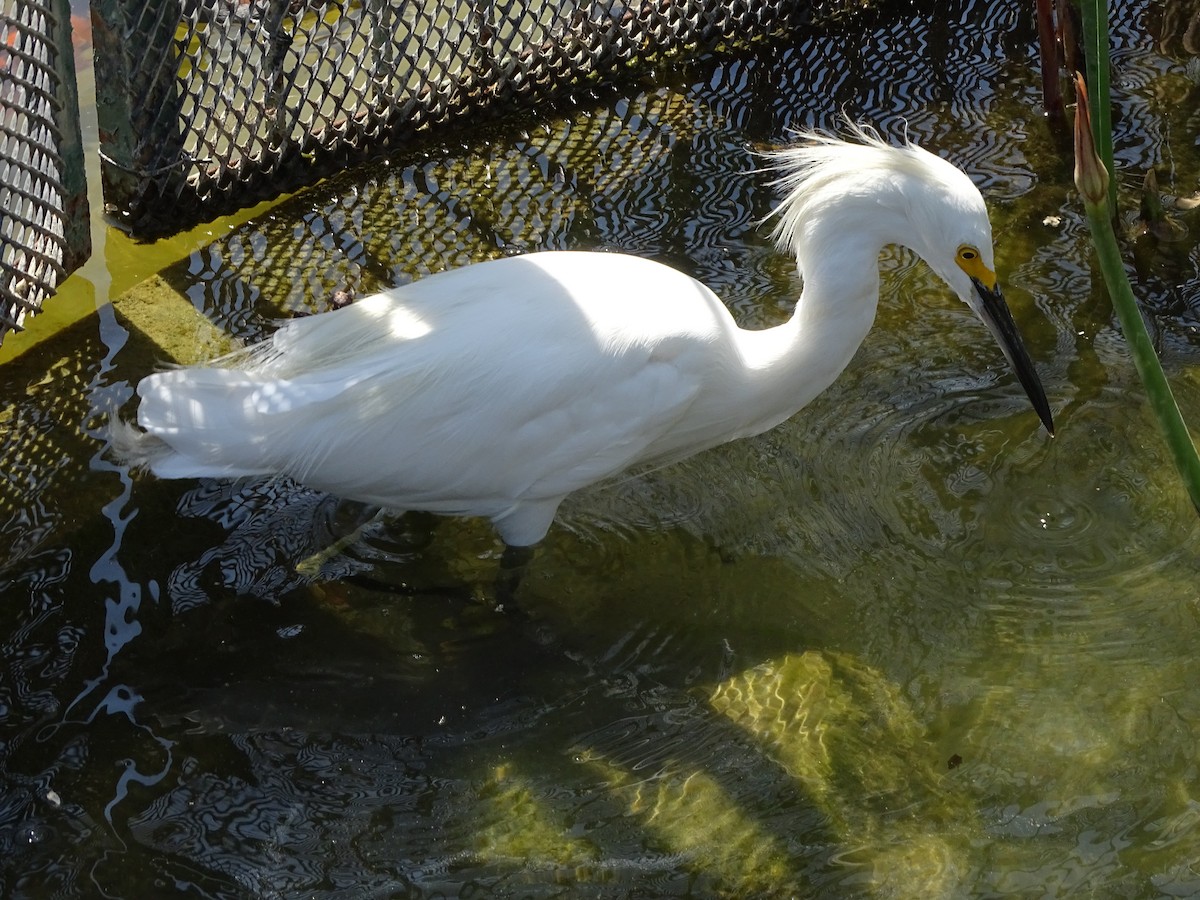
[5,0,1200,896]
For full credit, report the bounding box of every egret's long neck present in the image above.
[734,235,885,436]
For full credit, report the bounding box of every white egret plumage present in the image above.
[115,126,1054,549]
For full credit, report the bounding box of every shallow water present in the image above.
[5,0,1200,896]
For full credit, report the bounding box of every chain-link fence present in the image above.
[1,0,869,345]
[91,0,848,235]
[0,0,90,346]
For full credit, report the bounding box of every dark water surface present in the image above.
[5,0,1200,896]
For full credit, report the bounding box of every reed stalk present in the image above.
[1078,0,1117,215]
[1072,72,1200,513]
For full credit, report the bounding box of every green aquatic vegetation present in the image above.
[472,764,601,873]
[578,750,796,895]
[1072,62,1200,514]
[1079,0,1117,216]
[710,651,979,898]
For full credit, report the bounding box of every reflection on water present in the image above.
[5,0,1200,896]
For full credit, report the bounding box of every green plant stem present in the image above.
[1080,0,1117,215]
[1083,199,1200,512]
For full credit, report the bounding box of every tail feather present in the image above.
[116,288,437,484]
[123,356,381,481]
[108,416,173,472]
[109,415,267,479]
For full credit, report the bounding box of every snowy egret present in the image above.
[115,126,1054,549]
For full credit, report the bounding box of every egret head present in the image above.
[905,150,1055,437]
[765,125,1054,435]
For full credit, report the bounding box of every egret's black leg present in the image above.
[496,542,536,613]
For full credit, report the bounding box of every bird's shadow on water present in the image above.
[148,562,965,895]
[0,445,973,897]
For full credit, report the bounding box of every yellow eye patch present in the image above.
[955,244,996,291]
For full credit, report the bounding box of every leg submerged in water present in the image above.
[296,507,388,578]
[496,543,536,612]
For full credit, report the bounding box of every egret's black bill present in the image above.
[972,278,1055,436]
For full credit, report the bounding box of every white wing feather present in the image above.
[132,252,741,539]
